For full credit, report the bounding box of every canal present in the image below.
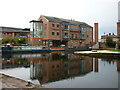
[1,51,119,88]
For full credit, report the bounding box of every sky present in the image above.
[0,0,119,38]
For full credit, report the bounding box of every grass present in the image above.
[109,49,120,52]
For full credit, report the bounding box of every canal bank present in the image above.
[74,50,120,59]
[0,73,45,89]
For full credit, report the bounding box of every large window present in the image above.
[30,22,42,38]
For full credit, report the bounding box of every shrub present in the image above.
[106,36,116,48]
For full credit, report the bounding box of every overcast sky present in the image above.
[0,0,119,38]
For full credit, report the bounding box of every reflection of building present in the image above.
[29,53,93,84]
[2,57,29,69]
[117,60,120,72]
[29,15,93,47]
[94,58,99,72]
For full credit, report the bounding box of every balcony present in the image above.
[63,36,69,39]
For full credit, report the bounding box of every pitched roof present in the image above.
[42,15,92,27]
[0,26,30,33]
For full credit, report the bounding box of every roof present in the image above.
[101,34,118,39]
[0,26,30,33]
[42,15,92,27]
[30,20,43,23]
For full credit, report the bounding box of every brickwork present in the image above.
[94,23,98,43]
[117,22,120,36]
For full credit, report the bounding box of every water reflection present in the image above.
[1,51,120,87]
[29,52,93,84]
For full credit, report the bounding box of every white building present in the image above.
[118,1,120,22]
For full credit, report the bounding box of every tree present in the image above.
[106,36,116,48]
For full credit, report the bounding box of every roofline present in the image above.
[30,20,43,23]
[41,15,49,22]
[0,26,27,30]
[42,15,93,27]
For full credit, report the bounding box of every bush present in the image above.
[2,37,27,44]
[106,36,116,48]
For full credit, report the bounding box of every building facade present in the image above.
[30,15,93,48]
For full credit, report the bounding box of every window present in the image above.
[71,27,74,30]
[57,24,59,28]
[57,65,59,68]
[72,34,74,38]
[82,34,85,38]
[65,25,68,29]
[44,24,47,30]
[65,33,68,36]
[52,65,55,68]
[87,35,89,37]
[57,32,59,36]
[75,34,78,38]
[89,35,92,38]
[52,32,55,35]
[52,24,55,27]
[80,41,82,44]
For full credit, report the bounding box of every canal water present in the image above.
[1,51,119,88]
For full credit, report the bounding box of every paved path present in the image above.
[0,73,44,89]
[74,50,120,54]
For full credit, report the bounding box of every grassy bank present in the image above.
[109,49,120,52]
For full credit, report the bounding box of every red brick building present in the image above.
[29,15,93,48]
[0,26,30,38]
[0,26,30,44]
[0,27,30,39]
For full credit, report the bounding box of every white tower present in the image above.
[118,1,120,22]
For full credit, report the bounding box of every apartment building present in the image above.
[29,15,93,48]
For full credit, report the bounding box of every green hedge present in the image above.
[2,37,27,44]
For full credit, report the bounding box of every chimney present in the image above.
[94,23,98,43]
[94,58,99,72]
[109,33,111,36]
[117,22,120,36]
